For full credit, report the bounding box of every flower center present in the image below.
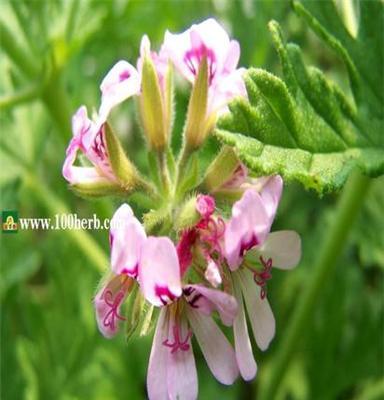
[155,285,177,306]
[240,234,259,257]
[198,216,225,262]
[162,324,193,354]
[91,127,108,162]
[184,45,216,84]
[253,256,273,299]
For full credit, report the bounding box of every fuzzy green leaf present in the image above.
[215,0,383,194]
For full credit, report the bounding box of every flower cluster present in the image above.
[63,18,301,400]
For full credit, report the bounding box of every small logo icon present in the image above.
[2,210,18,233]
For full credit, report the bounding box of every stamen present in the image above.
[102,289,126,329]
[162,325,193,354]
[183,287,203,309]
[253,256,273,300]
[199,216,226,261]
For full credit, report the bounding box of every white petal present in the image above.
[139,237,182,307]
[184,284,238,326]
[99,60,140,120]
[232,279,257,381]
[147,309,169,400]
[258,231,301,270]
[110,204,146,276]
[186,307,239,385]
[167,317,198,400]
[236,270,275,351]
[224,189,270,270]
[259,175,283,221]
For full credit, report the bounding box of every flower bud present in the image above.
[174,196,201,231]
[200,146,242,193]
[184,57,209,151]
[139,52,168,151]
[104,123,141,190]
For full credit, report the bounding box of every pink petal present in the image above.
[222,40,240,75]
[196,194,215,219]
[188,18,231,71]
[72,105,92,140]
[258,230,301,270]
[184,284,237,326]
[232,278,257,381]
[147,309,169,400]
[167,316,198,400]
[139,237,182,307]
[93,274,131,338]
[208,68,246,115]
[236,270,275,351]
[161,28,194,83]
[186,307,239,384]
[63,106,116,184]
[259,175,283,221]
[204,259,222,288]
[224,189,270,270]
[62,132,106,185]
[110,204,146,277]
[99,60,140,120]
[162,18,231,84]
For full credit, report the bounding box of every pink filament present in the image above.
[199,216,226,262]
[254,256,273,299]
[103,289,126,329]
[163,325,193,354]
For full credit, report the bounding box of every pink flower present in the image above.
[94,203,146,338]
[177,183,301,382]
[196,194,216,220]
[139,235,239,399]
[222,181,301,381]
[99,60,141,121]
[63,61,140,185]
[161,18,246,116]
[224,176,283,270]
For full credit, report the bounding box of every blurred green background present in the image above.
[1,1,383,399]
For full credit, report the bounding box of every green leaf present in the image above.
[215,1,384,194]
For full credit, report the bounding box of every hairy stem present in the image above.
[259,171,372,400]
[157,150,171,198]
[174,145,193,198]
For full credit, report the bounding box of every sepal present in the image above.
[139,54,167,150]
[104,123,140,190]
[70,179,128,198]
[184,57,209,150]
[200,146,242,193]
[174,196,200,231]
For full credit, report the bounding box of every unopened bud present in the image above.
[139,53,168,151]
[184,57,209,151]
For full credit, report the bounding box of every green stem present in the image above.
[157,150,171,198]
[0,84,42,111]
[259,171,372,400]
[42,74,71,140]
[0,20,39,78]
[174,145,193,197]
[24,173,108,273]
